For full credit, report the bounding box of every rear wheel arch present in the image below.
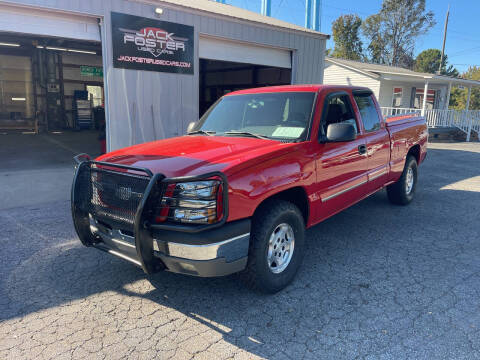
[407,144,421,163]
[387,154,418,205]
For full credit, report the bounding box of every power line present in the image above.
[322,3,371,16]
[449,45,480,57]
[451,63,480,66]
[273,0,286,16]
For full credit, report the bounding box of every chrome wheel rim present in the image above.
[405,167,414,194]
[267,223,295,274]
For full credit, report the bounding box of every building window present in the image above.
[414,88,436,109]
[392,87,403,107]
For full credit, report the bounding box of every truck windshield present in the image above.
[194,92,316,141]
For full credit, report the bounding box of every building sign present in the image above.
[111,12,194,74]
[80,66,103,77]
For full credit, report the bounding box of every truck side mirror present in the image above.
[187,121,196,133]
[326,123,356,142]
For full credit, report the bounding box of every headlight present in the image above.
[174,181,219,199]
[155,180,224,224]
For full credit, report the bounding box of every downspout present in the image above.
[98,16,111,151]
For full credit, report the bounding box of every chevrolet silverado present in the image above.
[71,85,427,293]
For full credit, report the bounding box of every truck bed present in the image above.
[385,113,428,181]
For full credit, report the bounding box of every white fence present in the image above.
[381,107,420,117]
[381,107,480,141]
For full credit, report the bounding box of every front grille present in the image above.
[74,164,151,230]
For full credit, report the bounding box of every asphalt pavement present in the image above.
[1,141,480,359]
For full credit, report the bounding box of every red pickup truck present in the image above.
[72,85,427,293]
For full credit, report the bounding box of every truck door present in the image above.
[352,91,390,191]
[313,91,369,223]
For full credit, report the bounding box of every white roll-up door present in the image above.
[0,3,100,41]
[199,35,291,69]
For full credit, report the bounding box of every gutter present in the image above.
[372,70,480,88]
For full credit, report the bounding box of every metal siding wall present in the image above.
[1,0,326,150]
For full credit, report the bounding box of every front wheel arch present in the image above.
[241,199,306,293]
[252,186,310,227]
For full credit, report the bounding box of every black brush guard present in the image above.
[71,154,229,274]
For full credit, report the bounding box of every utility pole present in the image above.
[261,0,271,16]
[438,4,450,74]
[305,0,312,29]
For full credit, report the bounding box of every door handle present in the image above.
[358,144,367,155]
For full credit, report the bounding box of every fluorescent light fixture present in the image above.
[0,42,20,47]
[12,97,26,101]
[155,7,163,15]
[46,46,67,51]
[67,49,97,55]
[39,46,96,54]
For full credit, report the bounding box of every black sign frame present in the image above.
[111,12,194,74]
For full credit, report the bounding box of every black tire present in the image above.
[241,199,305,293]
[387,155,418,205]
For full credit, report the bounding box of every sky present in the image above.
[227,0,480,73]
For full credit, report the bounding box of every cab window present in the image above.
[322,94,358,136]
[353,93,381,132]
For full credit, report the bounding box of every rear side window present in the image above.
[354,93,381,132]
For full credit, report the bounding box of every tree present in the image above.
[449,66,480,110]
[331,14,363,61]
[362,0,436,67]
[415,49,459,76]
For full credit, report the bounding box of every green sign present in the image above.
[80,66,103,77]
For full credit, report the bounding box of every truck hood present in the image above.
[97,135,297,178]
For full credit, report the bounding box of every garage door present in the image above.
[0,3,100,41]
[199,36,291,69]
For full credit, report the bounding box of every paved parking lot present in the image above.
[0,131,100,209]
[1,142,480,359]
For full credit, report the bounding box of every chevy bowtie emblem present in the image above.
[116,186,132,201]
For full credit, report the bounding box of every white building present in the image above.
[324,57,480,141]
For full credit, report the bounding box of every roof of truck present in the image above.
[226,84,372,95]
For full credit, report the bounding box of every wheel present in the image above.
[241,199,305,293]
[387,155,418,205]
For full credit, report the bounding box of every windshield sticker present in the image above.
[272,127,304,138]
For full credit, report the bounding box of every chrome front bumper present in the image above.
[153,233,250,261]
[91,217,251,277]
